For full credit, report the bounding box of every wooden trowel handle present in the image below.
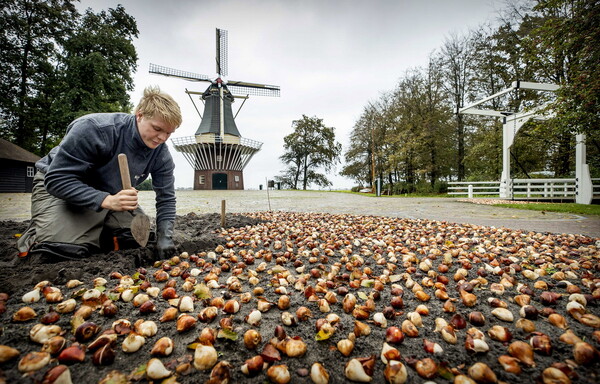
[118,153,132,190]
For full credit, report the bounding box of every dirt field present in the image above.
[0,191,600,383]
[0,205,599,383]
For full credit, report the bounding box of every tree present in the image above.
[0,0,78,153]
[439,32,476,181]
[61,5,138,120]
[526,0,600,175]
[0,2,138,156]
[340,110,372,187]
[278,115,342,190]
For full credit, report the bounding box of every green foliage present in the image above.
[0,1,138,156]
[493,202,600,217]
[342,59,454,191]
[278,115,342,190]
[137,178,153,191]
[344,0,599,188]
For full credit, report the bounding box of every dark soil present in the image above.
[0,211,599,384]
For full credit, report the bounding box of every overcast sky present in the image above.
[79,0,501,190]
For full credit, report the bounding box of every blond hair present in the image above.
[134,86,182,128]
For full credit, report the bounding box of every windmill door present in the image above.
[212,173,228,190]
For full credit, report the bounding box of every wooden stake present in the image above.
[221,200,226,228]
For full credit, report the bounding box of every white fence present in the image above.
[449,178,600,201]
[447,181,500,197]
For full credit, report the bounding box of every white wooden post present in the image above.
[468,184,473,198]
[576,134,593,204]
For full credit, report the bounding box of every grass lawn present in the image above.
[492,202,600,216]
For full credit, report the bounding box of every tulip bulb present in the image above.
[194,344,218,371]
[573,342,598,365]
[343,293,357,313]
[241,355,266,377]
[487,325,512,343]
[337,338,354,357]
[176,314,197,332]
[441,325,457,344]
[122,333,145,353]
[30,324,62,344]
[381,342,401,363]
[57,345,85,364]
[373,312,387,328]
[160,307,178,322]
[150,337,174,357]
[384,360,408,384]
[345,358,373,382]
[530,333,552,356]
[92,344,115,366]
[18,351,51,373]
[246,309,262,326]
[223,299,240,314]
[515,318,536,333]
[42,364,72,384]
[423,338,444,355]
[244,329,262,350]
[310,362,330,384]
[491,307,514,322]
[41,335,67,356]
[454,374,477,384]
[285,338,307,357]
[354,320,371,337]
[177,296,195,312]
[402,319,419,337]
[12,306,37,322]
[467,362,497,383]
[541,367,571,384]
[134,320,157,337]
[198,306,218,323]
[146,358,172,380]
[415,358,438,379]
[508,340,535,367]
[0,345,20,363]
[55,299,77,314]
[559,329,582,345]
[267,364,291,384]
[407,312,423,327]
[497,355,521,374]
[22,289,41,303]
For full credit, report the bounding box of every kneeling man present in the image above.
[17,86,182,261]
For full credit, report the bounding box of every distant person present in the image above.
[17,86,182,261]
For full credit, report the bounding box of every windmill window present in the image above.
[26,166,34,177]
[199,175,205,185]
[234,175,240,182]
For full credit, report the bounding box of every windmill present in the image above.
[149,28,280,190]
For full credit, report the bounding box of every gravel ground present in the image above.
[1,191,599,238]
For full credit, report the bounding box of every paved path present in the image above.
[1,190,599,238]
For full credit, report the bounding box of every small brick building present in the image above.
[0,138,40,193]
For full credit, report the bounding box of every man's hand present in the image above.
[101,188,138,211]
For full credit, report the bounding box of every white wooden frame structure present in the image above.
[458,81,593,204]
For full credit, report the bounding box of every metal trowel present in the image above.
[117,153,151,247]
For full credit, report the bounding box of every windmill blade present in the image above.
[228,85,280,97]
[216,28,228,77]
[149,63,212,83]
[227,80,280,97]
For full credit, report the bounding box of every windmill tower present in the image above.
[150,28,280,190]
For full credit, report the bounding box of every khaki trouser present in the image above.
[17,171,141,255]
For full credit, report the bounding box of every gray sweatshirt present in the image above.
[36,113,176,225]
